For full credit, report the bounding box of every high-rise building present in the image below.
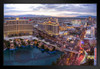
[87,16,94,25]
[88,16,92,21]
[91,26,95,38]
[4,18,33,37]
[38,18,59,36]
[85,26,95,38]
[71,20,82,27]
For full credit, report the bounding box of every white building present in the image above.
[71,20,82,27]
[85,26,95,38]
[91,26,95,37]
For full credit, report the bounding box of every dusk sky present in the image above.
[4,4,97,17]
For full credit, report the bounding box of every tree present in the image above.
[5,41,10,48]
[41,36,44,39]
[20,38,23,41]
[36,35,39,37]
[41,45,44,49]
[87,47,94,55]
[9,39,12,41]
[15,34,17,36]
[36,43,39,46]
[27,40,30,45]
[21,41,26,46]
[33,39,37,41]
[52,61,56,65]
[81,59,94,65]
[34,41,38,46]
[52,47,55,51]
[14,42,17,47]
[19,33,21,36]
[4,40,6,43]
[56,58,60,63]
[45,48,49,51]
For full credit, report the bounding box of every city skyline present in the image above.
[4,4,97,17]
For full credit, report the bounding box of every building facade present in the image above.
[71,20,82,27]
[38,18,59,36]
[4,18,33,37]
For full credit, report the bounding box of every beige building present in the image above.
[4,18,33,37]
[38,18,59,36]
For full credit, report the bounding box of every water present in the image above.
[4,45,63,66]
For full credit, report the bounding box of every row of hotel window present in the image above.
[4,25,33,31]
[4,21,33,25]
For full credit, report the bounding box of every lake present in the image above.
[4,45,63,66]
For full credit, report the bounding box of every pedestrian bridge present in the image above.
[37,37,79,54]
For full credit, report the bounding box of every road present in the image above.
[57,28,87,65]
[33,27,87,65]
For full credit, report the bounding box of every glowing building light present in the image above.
[86,30,91,34]
[48,21,52,23]
[16,17,19,20]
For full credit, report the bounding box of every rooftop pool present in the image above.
[4,45,63,66]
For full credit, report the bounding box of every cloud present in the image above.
[55,4,96,13]
[4,4,97,17]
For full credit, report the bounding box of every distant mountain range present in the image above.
[4,14,50,17]
[76,15,96,18]
[4,15,96,18]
